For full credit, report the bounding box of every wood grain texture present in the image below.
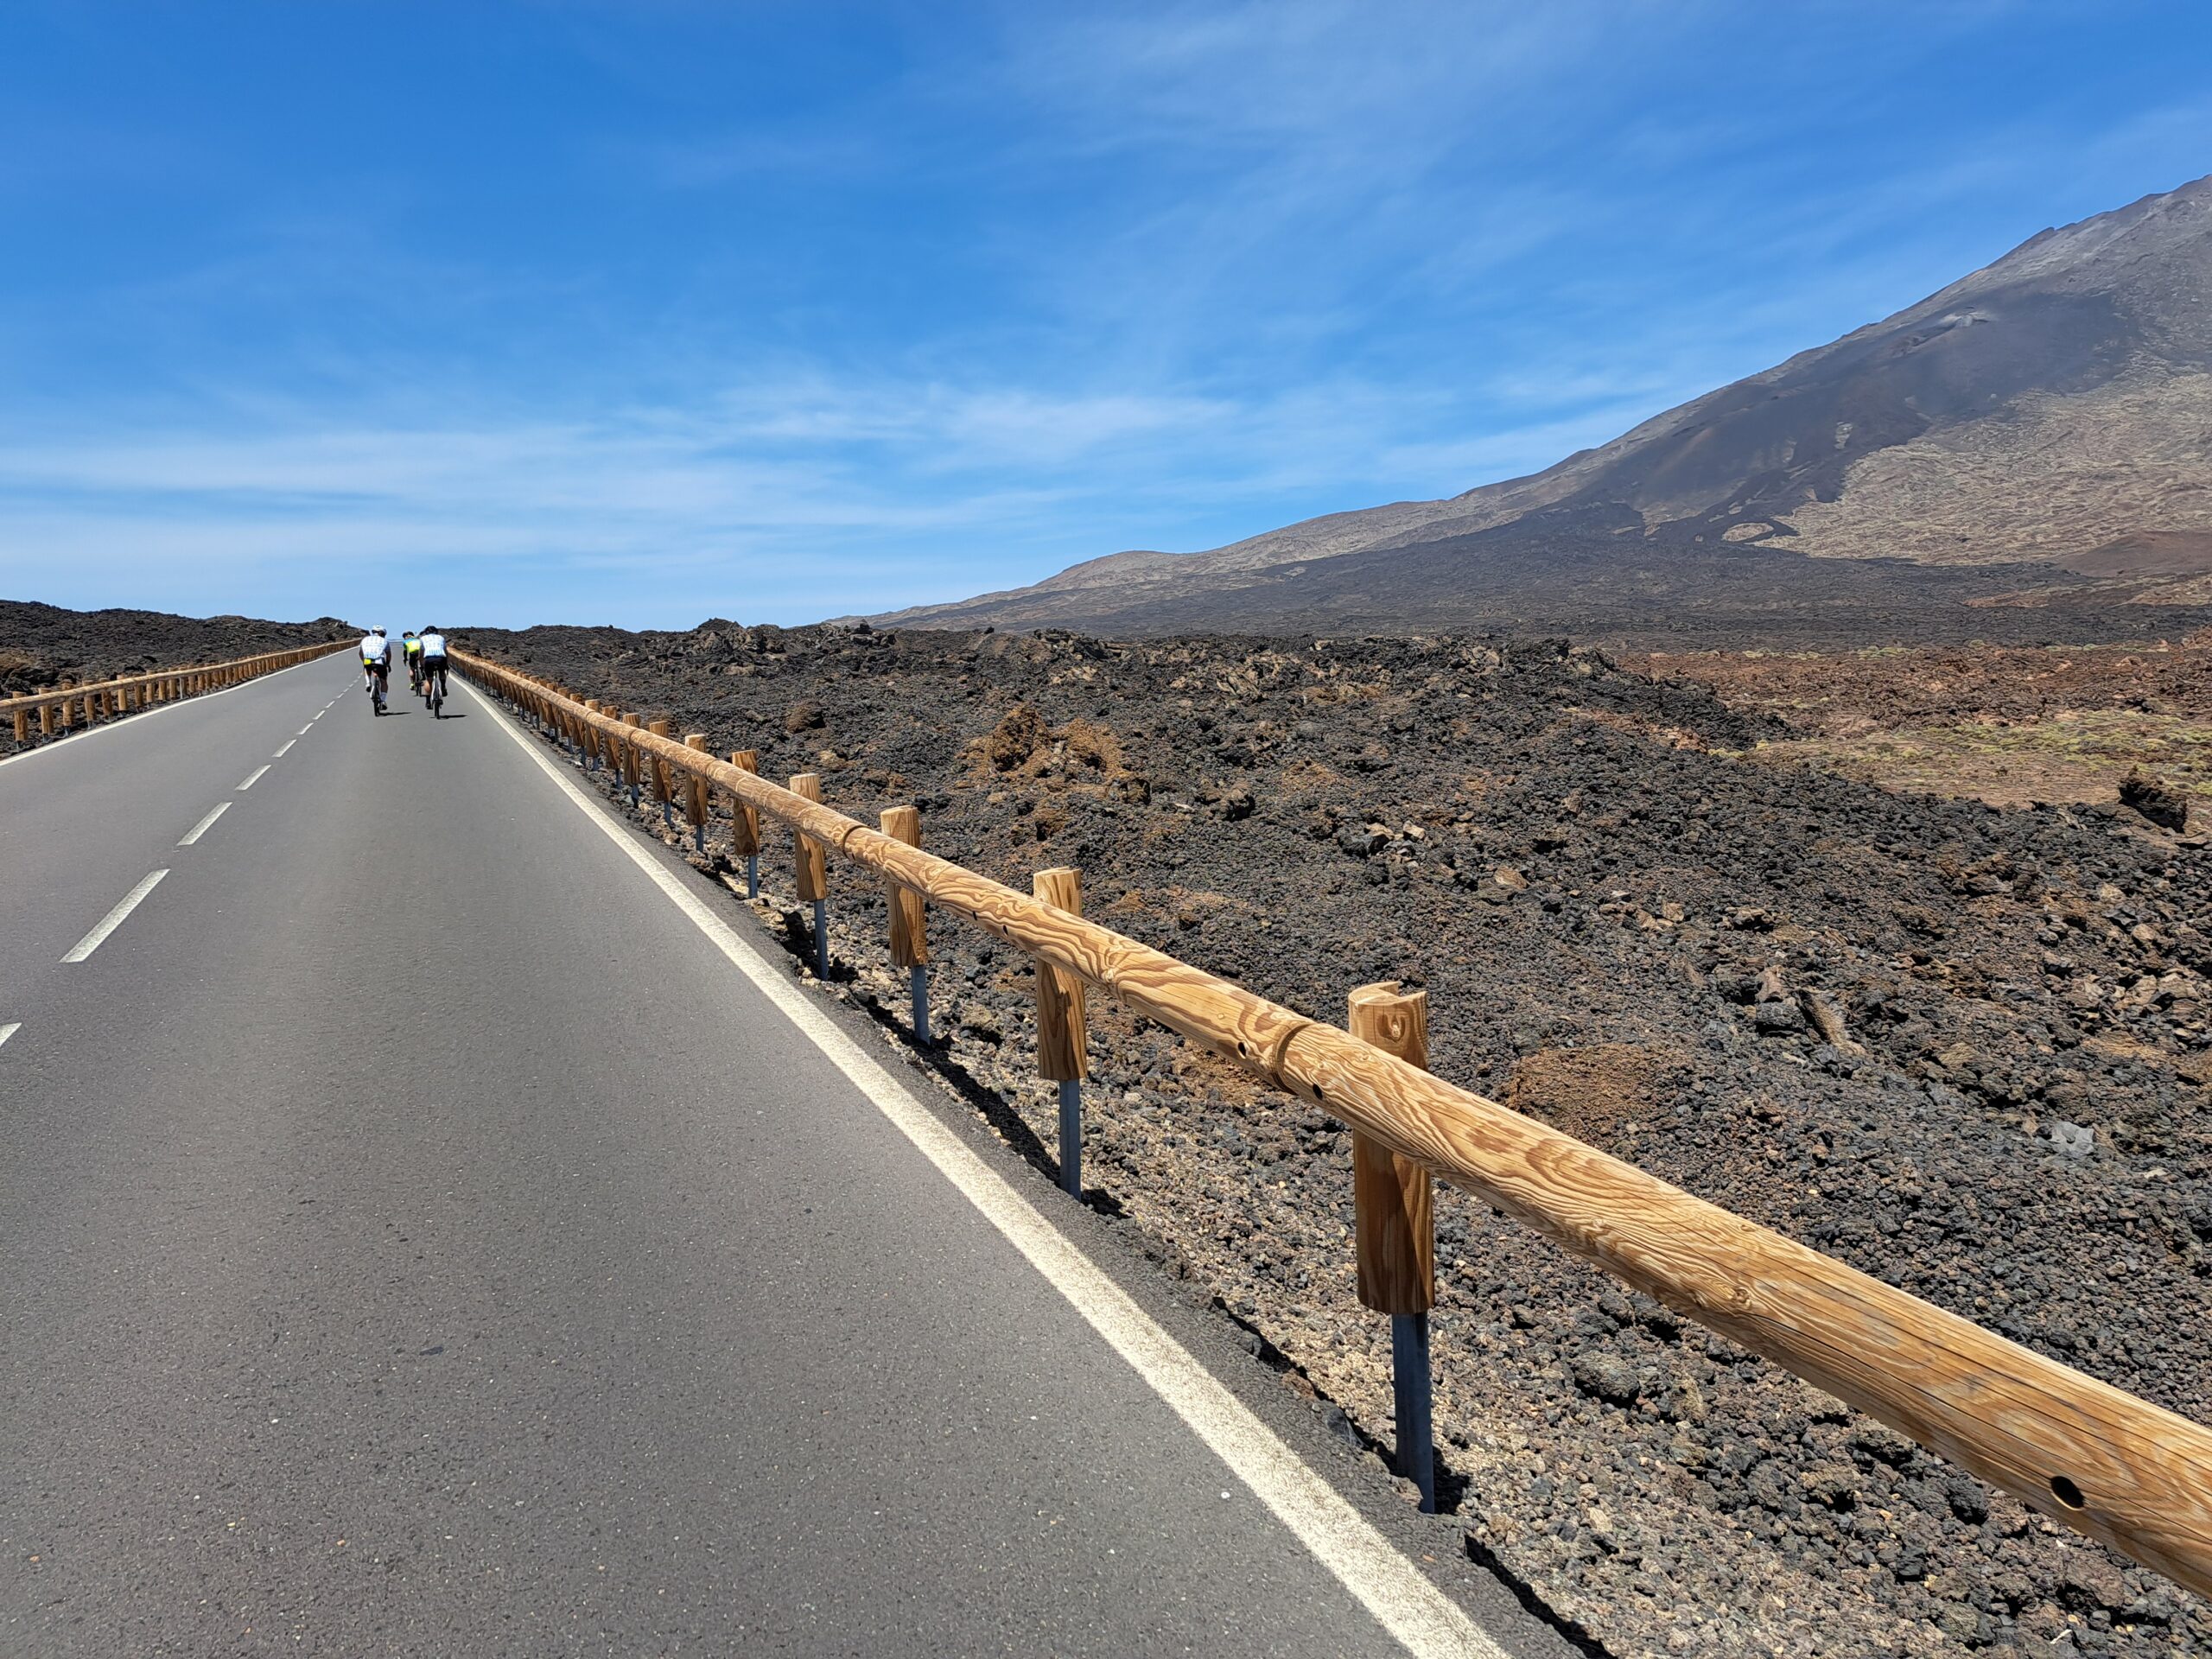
[1349,983,1435,1318]
[620,714,642,789]
[683,734,710,826]
[790,773,828,900]
[450,647,2212,1599]
[728,751,760,855]
[1033,867,1088,1081]
[880,805,928,967]
[645,718,673,804]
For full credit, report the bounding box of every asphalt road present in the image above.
[1,654,1560,1656]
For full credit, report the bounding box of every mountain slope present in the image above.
[875,174,2212,637]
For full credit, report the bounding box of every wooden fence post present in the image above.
[881,805,930,1042]
[729,751,760,897]
[683,734,709,852]
[1033,866,1089,1196]
[12,709,25,743]
[582,700,603,769]
[620,713,643,804]
[645,718,675,825]
[1349,980,1438,1512]
[791,773,830,976]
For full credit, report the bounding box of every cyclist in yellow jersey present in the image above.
[402,630,424,693]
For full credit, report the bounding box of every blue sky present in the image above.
[1,2,2208,629]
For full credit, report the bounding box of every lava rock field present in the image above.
[463,619,2211,1658]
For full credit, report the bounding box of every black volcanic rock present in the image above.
[466,617,2212,1657]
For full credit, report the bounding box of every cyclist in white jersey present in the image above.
[359,627,391,711]
[417,627,448,709]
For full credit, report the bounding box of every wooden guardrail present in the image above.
[456,645,2212,1599]
[3,640,353,745]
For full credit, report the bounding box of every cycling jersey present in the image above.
[360,633,390,664]
[418,632,448,658]
[404,639,423,658]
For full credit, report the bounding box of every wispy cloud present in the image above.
[2,2,2207,626]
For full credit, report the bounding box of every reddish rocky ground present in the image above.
[462,619,2212,1659]
[1624,634,2210,823]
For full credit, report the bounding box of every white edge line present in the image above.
[61,868,168,963]
[236,765,270,791]
[0,652,346,772]
[461,677,1503,1659]
[0,1022,19,1048]
[178,801,232,846]
[272,739,296,757]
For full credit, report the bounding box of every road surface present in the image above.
[1,652,1562,1656]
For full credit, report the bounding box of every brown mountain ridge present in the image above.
[872,174,2212,645]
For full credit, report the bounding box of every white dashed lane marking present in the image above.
[298,723,314,734]
[237,766,270,791]
[61,870,168,963]
[0,1022,19,1048]
[178,803,232,846]
[273,740,296,757]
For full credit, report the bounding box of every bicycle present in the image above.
[423,658,447,719]
[365,663,387,715]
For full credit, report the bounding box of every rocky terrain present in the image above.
[873,174,2212,639]
[462,618,2212,1657]
[0,600,351,749]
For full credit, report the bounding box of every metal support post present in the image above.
[747,854,759,899]
[1058,1078,1082,1197]
[910,963,930,1045]
[811,898,829,979]
[1393,1313,1437,1512]
[694,823,706,855]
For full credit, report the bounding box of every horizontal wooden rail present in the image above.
[3,640,353,743]
[454,645,2212,1599]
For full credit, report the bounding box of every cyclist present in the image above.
[402,630,423,694]
[359,626,391,714]
[417,626,448,715]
